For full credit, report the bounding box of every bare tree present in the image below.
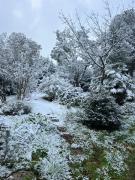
[60,2,124,86]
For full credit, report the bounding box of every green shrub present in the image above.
[82,93,121,131]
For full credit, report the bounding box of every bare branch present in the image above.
[60,13,103,69]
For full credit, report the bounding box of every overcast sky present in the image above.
[0,0,134,56]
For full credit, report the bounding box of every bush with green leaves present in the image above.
[82,92,121,131]
[2,101,31,116]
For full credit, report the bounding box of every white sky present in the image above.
[0,0,134,56]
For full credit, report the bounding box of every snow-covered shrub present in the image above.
[2,101,31,115]
[40,74,86,106]
[39,74,72,101]
[59,87,85,107]
[105,68,135,105]
[81,92,121,131]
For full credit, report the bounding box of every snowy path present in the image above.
[30,93,72,126]
[0,93,76,127]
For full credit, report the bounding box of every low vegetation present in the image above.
[1,1,135,179]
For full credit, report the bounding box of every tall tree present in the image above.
[51,29,92,88]
[0,32,44,100]
[108,9,135,76]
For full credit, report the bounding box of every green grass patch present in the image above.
[32,148,48,162]
[69,146,107,179]
[125,145,135,179]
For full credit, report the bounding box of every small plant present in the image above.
[42,91,56,102]
[32,149,48,162]
[2,101,31,116]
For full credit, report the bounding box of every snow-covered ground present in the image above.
[0,92,76,127]
[1,93,135,179]
[30,92,69,126]
[0,92,76,179]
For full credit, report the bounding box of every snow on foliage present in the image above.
[0,114,71,179]
[1,101,31,116]
[39,74,87,107]
[65,105,135,179]
[0,33,50,101]
[1,4,135,180]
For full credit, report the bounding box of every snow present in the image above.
[1,92,135,179]
[29,92,74,126]
[0,112,71,179]
[110,88,117,94]
[0,116,13,127]
[0,92,80,179]
[0,92,72,127]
